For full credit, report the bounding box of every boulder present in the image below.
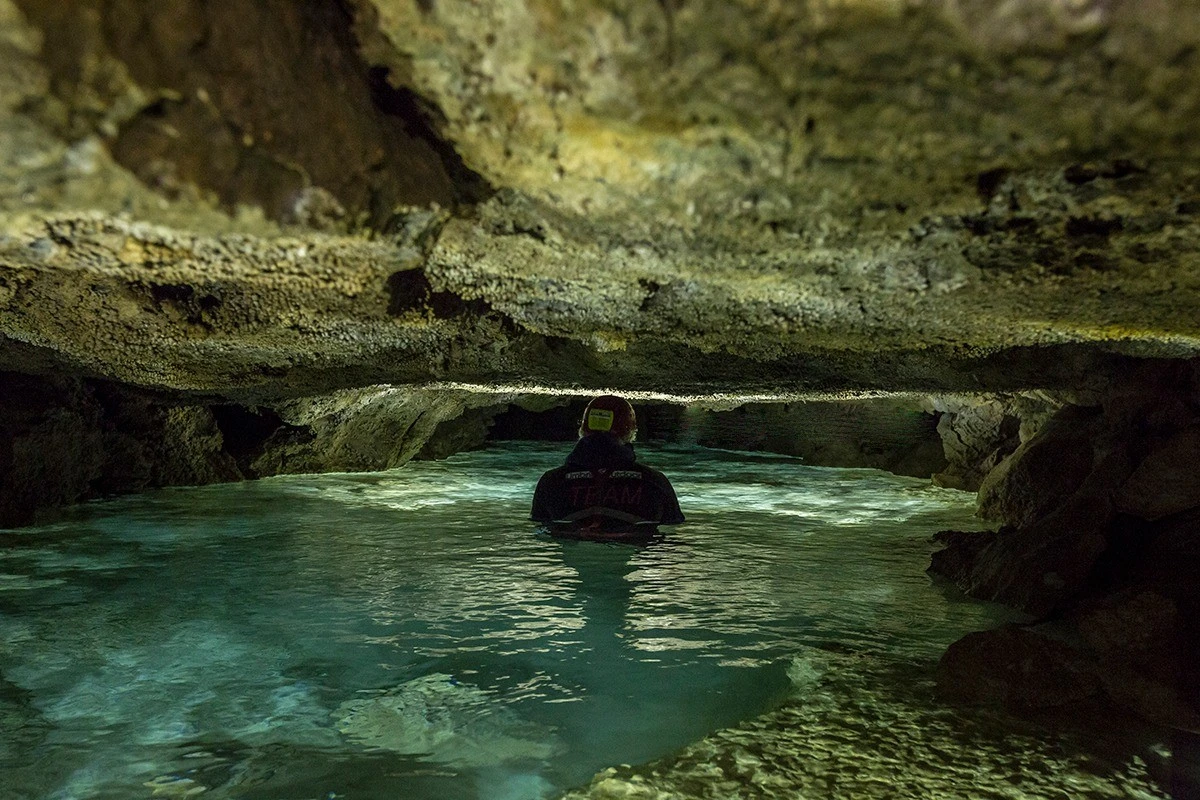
[932,492,1111,617]
[933,407,1146,616]
[1077,591,1200,731]
[936,626,1101,710]
[976,405,1100,527]
[928,529,995,589]
[1116,425,1200,521]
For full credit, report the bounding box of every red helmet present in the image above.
[578,395,637,442]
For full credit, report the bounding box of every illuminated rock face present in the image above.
[1,0,1200,400]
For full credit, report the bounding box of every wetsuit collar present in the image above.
[565,434,636,468]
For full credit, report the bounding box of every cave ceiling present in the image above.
[1,0,1199,402]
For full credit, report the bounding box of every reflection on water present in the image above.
[0,443,1166,799]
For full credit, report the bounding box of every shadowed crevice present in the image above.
[210,404,313,477]
[386,269,497,320]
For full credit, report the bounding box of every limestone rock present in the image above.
[928,528,994,588]
[561,646,1164,800]
[1077,590,1200,731]
[0,373,103,527]
[94,393,241,493]
[935,435,1141,615]
[691,397,947,478]
[1136,510,1200,602]
[250,388,507,476]
[0,373,514,524]
[976,406,1100,527]
[929,396,1020,491]
[1117,425,1200,521]
[1,1,1200,404]
[417,403,506,461]
[932,494,1112,617]
[936,626,1102,709]
[0,374,249,526]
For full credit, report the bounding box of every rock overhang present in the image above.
[0,0,1198,402]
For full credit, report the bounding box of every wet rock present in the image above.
[933,366,1200,736]
[1077,590,1200,731]
[932,493,1112,617]
[928,528,994,586]
[564,648,1162,800]
[929,402,1145,615]
[249,388,505,476]
[690,398,947,478]
[95,393,241,492]
[1116,424,1200,521]
[1,0,1200,408]
[936,626,1102,710]
[0,373,103,527]
[1135,509,1200,602]
[976,405,1101,527]
[0,375,518,524]
[935,434,1140,615]
[0,374,248,526]
[11,0,482,225]
[929,396,1021,491]
[417,402,505,461]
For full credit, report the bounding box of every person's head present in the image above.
[578,395,637,443]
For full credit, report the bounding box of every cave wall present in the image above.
[0,384,989,527]
[0,373,237,527]
[683,398,948,478]
[930,359,1200,732]
[0,374,515,528]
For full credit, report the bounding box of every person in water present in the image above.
[531,395,684,536]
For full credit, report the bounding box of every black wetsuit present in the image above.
[531,435,684,534]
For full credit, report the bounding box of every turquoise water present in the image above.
[0,442,1105,799]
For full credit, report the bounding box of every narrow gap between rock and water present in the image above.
[0,436,1173,800]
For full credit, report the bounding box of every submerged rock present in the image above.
[566,648,1164,799]
[334,673,557,768]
